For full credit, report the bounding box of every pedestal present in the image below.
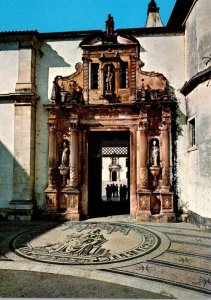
[136,192,151,221]
[43,188,58,219]
[62,189,80,221]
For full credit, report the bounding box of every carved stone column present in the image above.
[136,110,151,221]
[159,107,175,220]
[62,116,80,221]
[138,124,148,190]
[44,110,58,215]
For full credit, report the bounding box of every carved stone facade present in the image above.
[44,15,175,222]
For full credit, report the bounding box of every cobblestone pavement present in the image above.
[0,215,211,299]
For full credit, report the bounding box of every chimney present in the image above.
[145,0,163,27]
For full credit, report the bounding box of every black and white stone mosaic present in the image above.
[10,222,164,265]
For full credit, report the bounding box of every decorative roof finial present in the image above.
[106,14,114,35]
[148,0,158,12]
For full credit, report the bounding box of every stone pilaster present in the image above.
[9,96,38,220]
[62,115,80,221]
[82,56,90,104]
[15,37,39,93]
[159,107,175,221]
[69,127,79,188]
[136,110,151,221]
[129,55,137,101]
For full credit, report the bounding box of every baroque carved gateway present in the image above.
[44,15,176,222]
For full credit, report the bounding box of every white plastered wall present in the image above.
[185,0,211,218]
[0,42,18,209]
[0,104,15,207]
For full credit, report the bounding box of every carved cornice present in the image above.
[180,66,211,96]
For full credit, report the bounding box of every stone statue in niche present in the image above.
[150,140,159,167]
[61,140,70,166]
[105,65,114,91]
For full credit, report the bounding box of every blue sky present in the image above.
[0,0,176,33]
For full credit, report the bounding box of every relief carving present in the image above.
[45,194,57,211]
[162,167,170,187]
[70,167,78,186]
[162,195,173,210]
[140,168,148,187]
[139,195,150,211]
[67,195,78,209]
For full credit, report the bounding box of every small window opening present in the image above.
[91,63,99,89]
[189,118,196,147]
[120,62,128,89]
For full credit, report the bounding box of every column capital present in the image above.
[69,115,79,129]
[159,121,169,131]
[138,121,148,131]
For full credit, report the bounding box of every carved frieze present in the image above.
[45,193,58,212]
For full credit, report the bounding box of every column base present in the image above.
[150,212,176,223]
[64,212,80,221]
[61,189,81,221]
[136,212,151,222]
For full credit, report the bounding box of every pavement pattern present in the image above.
[0,215,211,299]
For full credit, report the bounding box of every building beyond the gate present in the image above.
[0,0,210,230]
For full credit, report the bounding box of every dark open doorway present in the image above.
[88,131,130,218]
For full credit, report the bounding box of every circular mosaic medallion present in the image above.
[11,222,165,265]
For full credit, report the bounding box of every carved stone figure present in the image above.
[150,140,159,167]
[105,65,114,91]
[61,141,70,166]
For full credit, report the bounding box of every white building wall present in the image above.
[185,0,211,219]
[0,42,19,94]
[0,104,14,208]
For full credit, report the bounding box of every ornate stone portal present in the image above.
[44,15,175,222]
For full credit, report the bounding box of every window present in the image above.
[112,157,117,166]
[112,171,117,181]
[120,62,128,88]
[91,63,99,89]
[189,117,196,147]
